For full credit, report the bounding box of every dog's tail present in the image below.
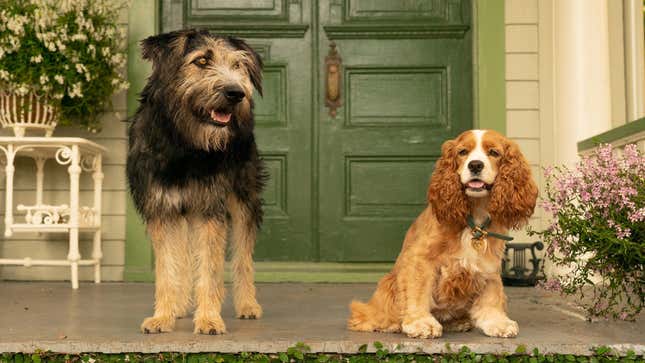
[347,273,399,332]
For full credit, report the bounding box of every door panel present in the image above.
[345,67,448,128]
[318,0,472,261]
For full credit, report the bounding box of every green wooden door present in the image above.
[161,0,472,262]
[318,1,473,261]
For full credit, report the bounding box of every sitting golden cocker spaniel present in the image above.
[348,129,538,338]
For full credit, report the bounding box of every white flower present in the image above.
[53,93,64,100]
[7,15,27,36]
[39,75,49,85]
[8,36,21,50]
[71,33,87,42]
[30,55,44,63]
[54,75,64,84]
[110,53,125,67]
[75,63,87,74]
[16,85,30,96]
[111,78,129,91]
[68,82,83,98]
[0,70,10,81]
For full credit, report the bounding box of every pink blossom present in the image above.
[536,143,643,320]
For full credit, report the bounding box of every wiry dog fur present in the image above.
[127,29,266,335]
[348,130,538,338]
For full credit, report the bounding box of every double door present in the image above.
[163,0,473,261]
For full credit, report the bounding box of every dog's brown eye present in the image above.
[489,149,500,157]
[458,149,468,156]
[232,61,242,70]
[194,57,208,66]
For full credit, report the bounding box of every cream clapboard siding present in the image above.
[0,6,130,282]
[505,0,545,241]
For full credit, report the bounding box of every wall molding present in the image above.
[323,24,469,39]
[577,116,645,152]
[124,0,158,282]
[473,0,505,134]
[196,24,309,38]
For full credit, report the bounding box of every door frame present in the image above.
[124,0,505,282]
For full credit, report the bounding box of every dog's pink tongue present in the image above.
[467,180,485,189]
[211,111,231,123]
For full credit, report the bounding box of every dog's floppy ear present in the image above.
[141,32,174,63]
[427,139,469,229]
[489,139,538,229]
[141,29,196,65]
[227,36,264,96]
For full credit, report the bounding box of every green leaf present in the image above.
[515,345,527,354]
[358,344,367,354]
[594,347,611,356]
[374,342,384,350]
[278,352,289,363]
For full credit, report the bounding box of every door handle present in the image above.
[325,42,342,118]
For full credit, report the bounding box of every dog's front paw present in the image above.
[141,316,175,334]
[479,318,518,338]
[402,316,443,339]
[236,300,263,319]
[194,315,227,335]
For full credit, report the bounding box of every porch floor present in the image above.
[0,282,642,355]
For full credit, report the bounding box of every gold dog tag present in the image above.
[471,236,488,252]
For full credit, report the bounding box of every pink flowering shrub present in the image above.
[531,143,644,321]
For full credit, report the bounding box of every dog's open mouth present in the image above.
[465,179,492,192]
[210,110,232,126]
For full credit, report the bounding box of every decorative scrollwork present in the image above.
[16,204,97,227]
[17,204,69,225]
[79,207,97,225]
[55,147,73,165]
[80,154,98,172]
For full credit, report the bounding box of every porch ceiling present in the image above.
[0,282,642,355]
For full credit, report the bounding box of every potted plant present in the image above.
[531,144,644,321]
[0,0,128,136]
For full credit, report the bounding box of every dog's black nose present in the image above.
[224,86,245,104]
[468,160,484,174]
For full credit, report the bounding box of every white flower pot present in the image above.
[0,91,58,137]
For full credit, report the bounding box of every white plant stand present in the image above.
[0,137,106,289]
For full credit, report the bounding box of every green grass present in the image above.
[1,344,642,363]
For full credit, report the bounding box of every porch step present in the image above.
[0,282,642,356]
